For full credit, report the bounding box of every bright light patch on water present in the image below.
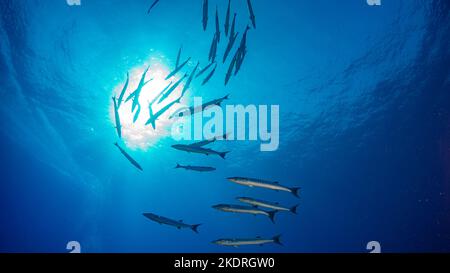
[110,59,188,150]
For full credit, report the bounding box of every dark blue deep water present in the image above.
[0,0,449,253]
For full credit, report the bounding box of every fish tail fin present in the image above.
[291,187,301,198]
[273,234,283,246]
[175,163,181,169]
[290,204,299,214]
[114,142,119,147]
[219,151,230,159]
[224,94,230,100]
[191,224,201,234]
[268,210,278,224]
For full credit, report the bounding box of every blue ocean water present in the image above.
[0,0,449,253]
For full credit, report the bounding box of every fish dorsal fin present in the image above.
[274,181,279,184]
[179,220,183,223]
[274,202,279,205]
[256,236,261,238]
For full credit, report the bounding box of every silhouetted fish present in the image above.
[147,0,160,14]
[143,212,201,233]
[227,177,300,198]
[172,144,229,159]
[224,0,231,37]
[114,142,143,171]
[117,72,129,108]
[212,235,282,247]
[175,163,216,172]
[212,204,278,223]
[246,0,256,29]
[237,197,298,214]
[202,0,208,31]
[166,57,191,80]
[196,62,216,78]
[215,6,221,43]
[112,96,122,138]
[201,63,217,85]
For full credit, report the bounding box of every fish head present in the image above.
[211,239,226,245]
[236,197,249,202]
[227,177,241,183]
[171,144,183,150]
[142,213,158,220]
[212,204,226,210]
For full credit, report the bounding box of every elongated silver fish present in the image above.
[246,0,256,29]
[175,45,182,67]
[201,63,217,85]
[147,0,159,14]
[212,235,282,247]
[196,62,216,78]
[181,62,199,97]
[230,12,237,39]
[171,144,229,159]
[235,26,251,75]
[175,163,216,172]
[237,197,298,214]
[186,133,228,148]
[112,96,122,138]
[225,50,238,85]
[143,212,201,233]
[125,66,151,113]
[151,81,173,106]
[166,57,191,80]
[223,32,238,63]
[202,0,208,31]
[158,74,187,104]
[227,177,300,198]
[117,72,129,108]
[133,102,141,123]
[114,142,143,171]
[170,94,229,119]
[146,96,181,129]
[224,0,231,37]
[208,33,218,62]
[215,6,220,43]
[212,204,278,223]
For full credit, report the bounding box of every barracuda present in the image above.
[212,235,282,247]
[227,177,300,198]
[212,204,278,223]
